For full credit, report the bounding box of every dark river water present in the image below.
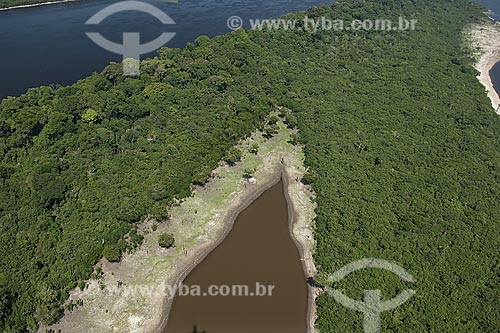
[164,180,308,333]
[475,0,500,21]
[0,0,332,100]
[475,0,500,97]
[477,0,500,97]
[0,0,499,100]
[491,61,500,98]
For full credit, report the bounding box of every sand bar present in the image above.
[468,21,500,113]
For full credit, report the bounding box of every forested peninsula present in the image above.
[1,0,499,332]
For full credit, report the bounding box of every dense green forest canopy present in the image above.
[1,0,499,331]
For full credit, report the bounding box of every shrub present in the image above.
[249,143,259,154]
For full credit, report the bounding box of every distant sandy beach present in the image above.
[0,0,77,11]
[469,21,500,113]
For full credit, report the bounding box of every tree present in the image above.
[0,290,12,325]
[263,125,278,138]
[224,147,242,166]
[158,233,175,249]
[81,109,99,123]
[102,244,120,262]
[267,115,279,125]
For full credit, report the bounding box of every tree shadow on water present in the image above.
[192,325,206,333]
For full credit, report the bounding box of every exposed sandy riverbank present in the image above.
[467,21,500,113]
[44,111,317,333]
[0,0,77,11]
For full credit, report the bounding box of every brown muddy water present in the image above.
[163,180,308,333]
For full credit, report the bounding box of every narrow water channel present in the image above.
[490,61,500,98]
[163,180,308,333]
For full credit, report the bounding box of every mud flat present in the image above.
[467,21,500,113]
[44,111,317,333]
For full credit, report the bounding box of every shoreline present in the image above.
[281,167,317,333]
[0,0,77,11]
[45,113,317,333]
[468,20,500,113]
[154,167,316,333]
